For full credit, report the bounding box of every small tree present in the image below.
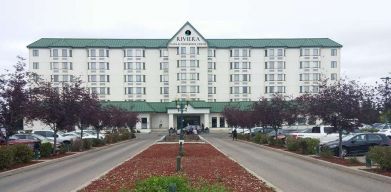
[303,80,374,158]
[0,57,31,144]
[28,81,83,153]
[222,106,257,134]
[91,106,111,139]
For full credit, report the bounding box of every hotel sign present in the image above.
[169,29,207,47]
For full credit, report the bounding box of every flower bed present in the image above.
[83,143,273,192]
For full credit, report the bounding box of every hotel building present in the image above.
[27,22,342,131]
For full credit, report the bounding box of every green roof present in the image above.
[101,101,254,113]
[27,38,342,48]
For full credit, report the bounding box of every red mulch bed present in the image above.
[40,152,76,160]
[0,160,43,173]
[315,156,364,166]
[363,168,391,177]
[83,143,273,192]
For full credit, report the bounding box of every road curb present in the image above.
[71,137,160,192]
[200,136,283,192]
[238,139,391,184]
[0,139,136,178]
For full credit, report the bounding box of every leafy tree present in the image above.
[301,80,374,157]
[377,78,391,123]
[222,106,257,134]
[27,81,84,152]
[0,57,31,144]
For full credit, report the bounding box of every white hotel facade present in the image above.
[27,22,342,131]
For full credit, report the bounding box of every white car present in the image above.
[378,129,391,138]
[33,130,69,144]
[69,131,101,139]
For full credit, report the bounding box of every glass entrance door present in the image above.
[176,115,200,129]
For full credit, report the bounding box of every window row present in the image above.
[230,49,251,57]
[299,73,321,81]
[88,75,110,82]
[265,48,285,57]
[177,60,200,68]
[265,61,285,69]
[124,75,146,82]
[124,62,146,70]
[177,73,200,80]
[177,85,200,93]
[88,49,109,57]
[50,75,74,82]
[88,62,110,70]
[176,47,200,55]
[89,87,110,95]
[299,86,319,93]
[300,48,320,56]
[160,87,169,94]
[230,86,251,94]
[124,49,145,57]
[208,87,217,94]
[230,74,251,82]
[208,74,217,82]
[300,61,320,69]
[265,74,286,81]
[160,62,169,70]
[208,62,216,69]
[125,87,146,95]
[50,62,73,70]
[230,62,251,69]
[265,86,286,93]
[50,49,72,57]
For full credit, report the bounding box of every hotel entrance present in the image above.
[176,115,200,129]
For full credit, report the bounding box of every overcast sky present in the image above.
[0,0,390,85]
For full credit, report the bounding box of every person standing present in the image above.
[232,128,238,141]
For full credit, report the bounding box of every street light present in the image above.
[175,98,189,157]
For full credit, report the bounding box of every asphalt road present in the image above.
[204,134,391,192]
[0,133,160,192]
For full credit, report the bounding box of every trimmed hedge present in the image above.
[0,146,14,170]
[71,139,82,152]
[286,137,320,155]
[267,136,285,147]
[368,146,391,170]
[82,139,93,150]
[91,138,106,147]
[251,133,268,144]
[13,144,33,163]
[40,143,53,157]
[286,136,300,151]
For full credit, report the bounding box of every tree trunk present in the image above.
[97,129,100,139]
[53,128,57,154]
[338,128,343,158]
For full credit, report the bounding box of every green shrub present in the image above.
[0,146,14,170]
[120,132,131,141]
[12,144,33,163]
[252,133,267,144]
[58,144,67,154]
[267,136,285,147]
[298,138,320,155]
[133,175,190,192]
[91,138,106,147]
[82,139,93,150]
[286,136,300,151]
[40,143,53,157]
[348,156,361,164]
[368,146,391,170]
[71,139,82,152]
[319,146,334,158]
[360,128,379,133]
[237,134,250,141]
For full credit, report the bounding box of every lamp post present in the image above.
[175,99,189,157]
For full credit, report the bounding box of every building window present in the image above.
[313,48,319,56]
[208,49,215,57]
[160,49,168,57]
[180,47,186,55]
[33,62,39,69]
[190,47,196,55]
[52,49,59,57]
[312,61,320,68]
[208,62,216,69]
[277,61,284,69]
[33,50,39,57]
[160,62,168,70]
[331,73,337,81]
[242,49,248,57]
[277,49,284,56]
[220,117,225,127]
[63,75,69,82]
[90,62,97,70]
[233,49,239,57]
[331,61,337,68]
[52,75,59,82]
[268,49,275,57]
[62,49,68,57]
[160,87,169,94]
[90,49,96,57]
[52,62,59,70]
[331,49,337,56]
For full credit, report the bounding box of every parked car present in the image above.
[10,133,53,144]
[33,130,69,144]
[290,126,341,144]
[378,129,391,139]
[69,131,99,139]
[60,132,80,142]
[321,133,391,157]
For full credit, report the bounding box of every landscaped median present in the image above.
[238,133,391,180]
[0,130,135,174]
[81,143,274,192]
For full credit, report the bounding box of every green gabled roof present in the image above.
[100,101,255,113]
[27,38,342,48]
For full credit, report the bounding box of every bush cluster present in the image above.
[0,144,34,170]
[130,175,228,192]
[285,137,319,155]
[82,139,93,150]
[251,133,268,144]
[40,143,53,158]
[368,146,391,170]
[267,136,285,147]
[319,146,334,158]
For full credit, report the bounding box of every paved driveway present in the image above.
[0,133,159,192]
[204,133,391,192]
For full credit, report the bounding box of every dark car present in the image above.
[321,133,391,157]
